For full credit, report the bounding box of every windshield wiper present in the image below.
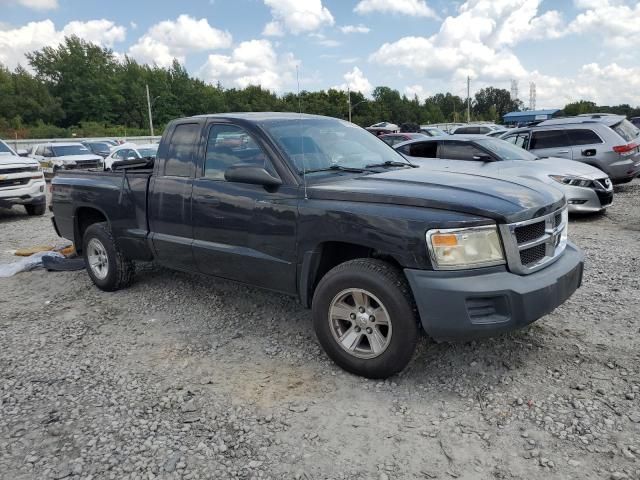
[364,160,418,169]
[300,164,369,174]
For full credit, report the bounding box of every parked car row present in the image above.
[500,114,640,184]
[393,135,613,213]
[376,113,640,214]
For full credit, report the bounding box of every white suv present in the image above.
[0,139,46,215]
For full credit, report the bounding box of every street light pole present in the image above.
[146,84,154,137]
[348,87,352,123]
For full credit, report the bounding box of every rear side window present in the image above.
[566,129,603,145]
[504,133,530,149]
[164,123,200,177]
[530,130,570,149]
[381,136,400,146]
[405,142,437,158]
[439,142,485,160]
[454,127,478,135]
[611,119,640,142]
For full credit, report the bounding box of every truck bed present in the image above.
[52,169,154,260]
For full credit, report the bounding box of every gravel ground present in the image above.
[1,182,639,480]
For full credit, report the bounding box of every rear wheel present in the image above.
[82,222,135,291]
[25,203,46,216]
[312,259,418,379]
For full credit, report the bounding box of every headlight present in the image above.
[549,175,593,188]
[426,226,505,270]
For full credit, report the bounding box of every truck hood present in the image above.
[54,154,103,163]
[308,167,565,224]
[0,153,39,168]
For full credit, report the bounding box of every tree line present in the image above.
[1,36,639,139]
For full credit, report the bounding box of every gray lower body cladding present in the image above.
[404,242,584,341]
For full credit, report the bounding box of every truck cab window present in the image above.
[164,123,200,177]
[204,124,272,180]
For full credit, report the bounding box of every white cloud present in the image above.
[262,0,334,35]
[354,0,438,18]
[0,19,126,69]
[128,15,231,67]
[198,39,298,91]
[1,0,58,10]
[63,20,126,46]
[529,63,640,108]
[405,84,429,101]
[334,66,373,95]
[340,24,370,34]
[262,21,284,37]
[370,0,565,85]
[309,32,340,47]
[568,0,640,47]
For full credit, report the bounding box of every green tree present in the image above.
[473,87,520,121]
[27,36,121,127]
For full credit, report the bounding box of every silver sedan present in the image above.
[394,135,613,213]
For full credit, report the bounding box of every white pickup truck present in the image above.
[0,139,47,216]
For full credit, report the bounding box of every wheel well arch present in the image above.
[74,206,108,253]
[300,241,403,308]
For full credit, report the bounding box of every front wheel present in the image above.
[312,259,418,379]
[25,203,46,216]
[82,222,135,291]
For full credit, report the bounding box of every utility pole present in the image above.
[466,76,471,123]
[146,84,154,137]
[347,87,352,123]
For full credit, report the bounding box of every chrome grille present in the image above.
[514,222,545,244]
[520,243,546,266]
[0,166,38,174]
[499,207,568,275]
[0,177,30,188]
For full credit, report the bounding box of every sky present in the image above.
[1,0,639,108]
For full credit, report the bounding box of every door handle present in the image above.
[556,150,569,154]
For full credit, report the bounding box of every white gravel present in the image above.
[0,181,639,480]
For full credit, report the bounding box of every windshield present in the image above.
[261,118,410,175]
[52,145,92,156]
[86,142,111,152]
[612,119,640,142]
[422,128,447,137]
[474,138,538,161]
[0,141,15,155]
[138,147,158,158]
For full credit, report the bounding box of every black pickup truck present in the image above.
[51,113,585,378]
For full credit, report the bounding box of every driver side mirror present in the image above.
[17,149,29,157]
[473,153,494,162]
[224,164,282,187]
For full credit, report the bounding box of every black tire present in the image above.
[82,222,135,291]
[312,259,418,379]
[25,203,46,216]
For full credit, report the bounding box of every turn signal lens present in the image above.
[431,234,458,247]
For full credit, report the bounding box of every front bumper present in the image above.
[560,184,613,213]
[404,242,585,341]
[0,179,46,208]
